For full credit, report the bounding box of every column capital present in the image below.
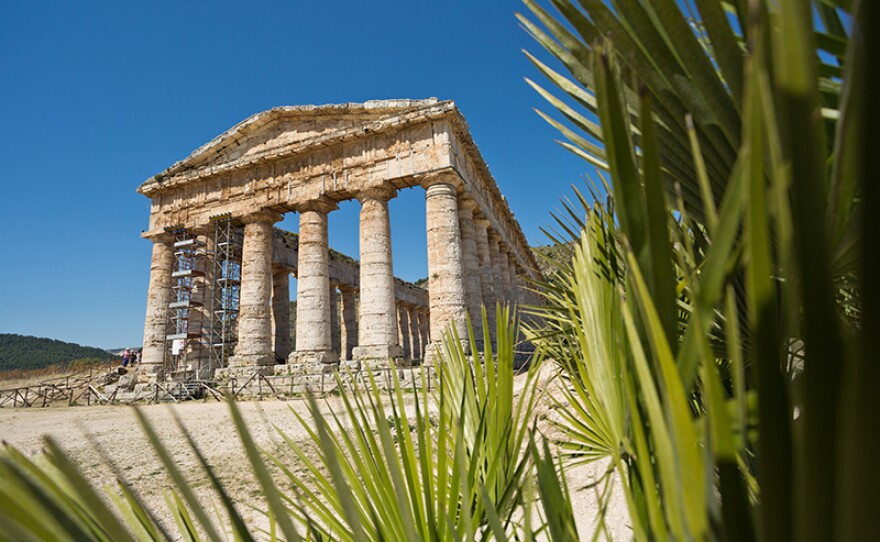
[357,186,397,203]
[458,196,479,214]
[294,195,339,214]
[473,216,491,229]
[488,229,502,243]
[240,210,283,225]
[144,231,174,244]
[424,182,458,199]
[419,169,463,190]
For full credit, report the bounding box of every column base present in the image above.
[136,364,164,384]
[286,350,339,366]
[353,344,406,368]
[276,350,339,376]
[227,353,276,368]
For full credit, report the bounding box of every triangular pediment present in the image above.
[141,99,450,188]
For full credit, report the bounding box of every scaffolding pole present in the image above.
[207,216,243,377]
[164,228,207,379]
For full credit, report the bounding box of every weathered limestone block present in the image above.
[424,180,468,364]
[140,235,174,381]
[272,230,298,270]
[229,212,280,369]
[408,305,421,360]
[353,188,404,365]
[340,359,361,372]
[291,200,339,366]
[473,216,497,344]
[394,278,430,309]
[272,270,291,362]
[458,198,484,343]
[340,287,358,360]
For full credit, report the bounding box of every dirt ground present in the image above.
[0,378,631,540]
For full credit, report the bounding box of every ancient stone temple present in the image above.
[137,99,540,381]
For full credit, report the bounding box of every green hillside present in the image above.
[0,334,118,371]
[531,242,574,275]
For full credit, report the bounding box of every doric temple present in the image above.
[137,99,540,381]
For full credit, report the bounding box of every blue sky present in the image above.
[0,1,591,348]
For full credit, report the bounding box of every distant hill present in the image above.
[0,334,118,372]
[531,242,575,275]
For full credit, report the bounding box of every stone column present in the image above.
[290,198,339,367]
[329,284,341,357]
[423,179,468,363]
[513,270,527,306]
[502,251,519,305]
[229,211,280,369]
[473,217,497,344]
[408,305,421,360]
[397,304,411,360]
[272,270,291,363]
[458,198,484,343]
[488,232,507,307]
[396,302,404,348]
[141,234,174,381]
[418,309,430,357]
[498,245,513,304]
[353,188,404,365]
[339,287,358,361]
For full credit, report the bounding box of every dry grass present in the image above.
[0,361,115,390]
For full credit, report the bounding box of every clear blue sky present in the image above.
[0,1,591,349]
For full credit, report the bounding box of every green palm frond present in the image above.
[273,308,545,540]
[522,0,873,540]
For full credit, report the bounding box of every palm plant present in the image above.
[520,0,876,540]
[270,307,544,540]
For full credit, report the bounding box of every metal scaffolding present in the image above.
[164,228,207,378]
[207,216,243,375]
